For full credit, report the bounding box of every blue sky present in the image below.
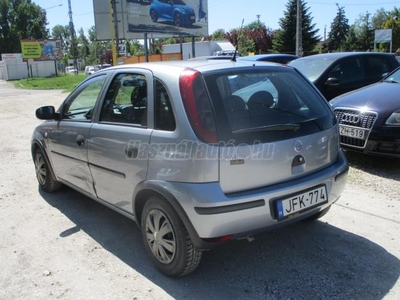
[34,0,400,40]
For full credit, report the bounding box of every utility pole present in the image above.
[295,0,303,56]
[68,0,78,73]
[109,0,117,65]
[256,14,261,24]
[111,0,119,59]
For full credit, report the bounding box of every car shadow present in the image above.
[39,187,400,299]
[345,150,400,181]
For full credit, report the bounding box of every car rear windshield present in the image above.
[202,67,335,144]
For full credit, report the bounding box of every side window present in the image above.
[100,73,147,126]
[367,57,391,79]
[62,75,106,120]
[155,79,176,131]
[330,58,365,83]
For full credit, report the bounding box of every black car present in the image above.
[239,54,300,64]
[330,67,400,158]
[289,52,400,100]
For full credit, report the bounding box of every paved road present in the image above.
[0,80,399,299]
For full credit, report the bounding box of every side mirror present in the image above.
[326,77,340,86]
[35,106,60,120]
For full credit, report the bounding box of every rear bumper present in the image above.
[164,150,348,248]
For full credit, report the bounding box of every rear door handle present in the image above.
[76,135,85,146]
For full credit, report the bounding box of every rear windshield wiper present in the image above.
[232,124,300,134]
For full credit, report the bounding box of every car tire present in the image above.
[173,12,181,27]
[141,196,202,277]
[34,148,62,193]
[150,9,157,22]
[303,206,331,222]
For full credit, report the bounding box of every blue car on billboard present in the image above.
[149,0,196,27]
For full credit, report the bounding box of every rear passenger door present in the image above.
[88,71,153,214]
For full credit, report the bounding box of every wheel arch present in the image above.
[31,140,58,181]
[132,181,209,250]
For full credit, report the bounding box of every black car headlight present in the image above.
[385,111,400,126]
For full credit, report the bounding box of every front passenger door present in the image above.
[48,75,106,195]
[324,57,366,100]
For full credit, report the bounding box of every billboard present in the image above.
[20,39,63,61]
[93,0,208,40]
[375,29,392,43]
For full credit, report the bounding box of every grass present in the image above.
[13,73,87,93]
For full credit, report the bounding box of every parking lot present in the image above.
[0,80,399,299]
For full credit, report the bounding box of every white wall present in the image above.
[0,60,28,80]
[0,60,56,80]
[30,61,57,78]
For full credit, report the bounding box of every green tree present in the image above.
[381,17,400,52]
[346,12,374,51]
[224,28,254,56]
[85,26,110,65]
[210,29,225,40]
[51,25,69,54]
[372,8,389,30]
[272,0,320,55]
[77,27,89,64]
[129,40,144,56]
[0,0,48,55]
[327,4,350,51]
[243,21,274,54]
[343,25,358,50]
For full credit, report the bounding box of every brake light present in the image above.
[180,69,217,143]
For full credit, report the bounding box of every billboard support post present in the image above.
[191,36,196,58]
[179,35,183,57]
[144,33,149,62]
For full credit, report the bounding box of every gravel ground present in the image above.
[0,80,399,300]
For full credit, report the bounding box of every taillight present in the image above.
[180,69,217,143]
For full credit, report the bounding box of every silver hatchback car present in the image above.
[32,60,348,277]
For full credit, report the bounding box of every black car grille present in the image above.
[334,108,378,148]
[334,109,377,129]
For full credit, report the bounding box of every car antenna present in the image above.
[232,19,244,62]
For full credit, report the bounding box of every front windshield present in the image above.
[289,58,334,81]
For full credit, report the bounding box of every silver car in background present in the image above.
[32,60,348,277]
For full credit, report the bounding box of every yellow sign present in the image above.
[21,40,42,59]
[20,39,63,60]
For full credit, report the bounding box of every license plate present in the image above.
[339,125,366,140]
[276,186,328,220]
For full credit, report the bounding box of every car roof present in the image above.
[94,59,288,75]
[240,54,299,60]
[296,52,395,61]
